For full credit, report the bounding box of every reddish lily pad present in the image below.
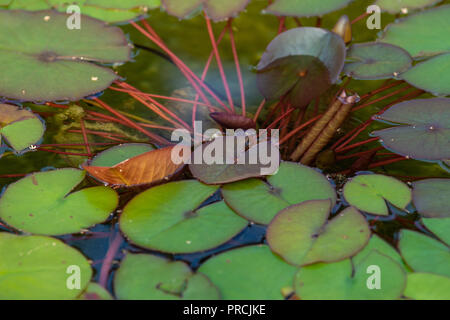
[162,0,249,21]
[412,179,450,218]
[267,200,370,266]
[372,98,450,161]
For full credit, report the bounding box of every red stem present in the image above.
[79,118,92,156]
[228,19,246,116]
[336,137,380,153]
[99,232,123,289]
[279,115,322,145]
[253,99,266,123]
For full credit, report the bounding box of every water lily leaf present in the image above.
[209,112,255,130]
[412,179,450,218]
[222,161,336,224]
[84,146,184,187]
[198,245,297,299]
[353,234,404,268]
[0,233,92,299]
[78,282,113,300]
[0,104,45,152]
[90,143,155,167]
[404,273,450,300]
[399,230,450,277]
[343,174,412,216]
[8,0,161,23]
[372,98,450,161]
[256,55,331,108]
[0,169,118,235]
[265,0,353,18]
[422,218,450,246]
[0,10,131,102]
[380,5,450,57]
[401,53,450,95]
[257,27,346,84]
[120,180,247,253]
[267,200,370,266]
[115,253,220,299]
[189,136,280,184]
[375,0,443,14]
[344,42,412,80]
[294,251,406,299]
[162,0,249,21]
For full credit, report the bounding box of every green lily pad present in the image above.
[8,0,161,23]
[0,104,45,152]
[353,234,404,268]
[294,251,406,299]
[399,230,450,277]
[198,245,298,300]
[401,53,450,95]
[344,42,412,80]
[412,179,450,218]
[375,0,443,14]
[0,10,131,102]
[90,143,155,167]
[267,200,370,266]
[121,180,248,253]
[162,0,249,21]
[222,161,337,224]
[0,168,118,235]
[264,0,353,18]
[372,98,450,161]
[343,174,412,216]
[114,253,220,300]
[404,273,450,300]
[380,5,450,57]
[422,218,450,246]
[78,282,113,300]
[0,233,92,299]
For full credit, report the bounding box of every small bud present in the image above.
[332,15,352,44]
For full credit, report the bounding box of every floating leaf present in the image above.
[90,143,155,167]
[0,104,45,152]
[353,234,405,268]
[84,145,184,187]
[0,10,131,102]
[422,218,450,246]
[412,179,450,218]
[380,5,450,57]
[209,112,255,130]
[294,251,406,299]
[0,233,92,299]
[267,200,370,266]
[115,253,220,299]
[189,136,280,184]
[404,273,450,300]
[399,230,450,277]
[120,180,247,253]
[162,0,249,21]
[198,245,297,299]
[343,174,412,216]
[344,42,412,80]
[265,0,353,18]
[401,53,450,95]
[372,98,450,161]
[78,282,113,300]
[375,0,443,14]
[222,161,336,224]
[0,169,118,235]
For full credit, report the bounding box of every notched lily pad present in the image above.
[0,10,131,102]
[198,245,298,300]
[343,174,411,216]
[162,0,249,21]
[294,251,406,300]
[399,229,450,277]
[372,98,450,161]
[120,180,247,253]
[264,0,353,18]
[422,218,450,246]
[267,200,370,266]
[0,233,92,299]
[412,179,450,218]
[0,168,118,235]
[0,104,45,152]
[89,143,155,167]
[114,253,220,299]
[222,161,337,224]
[78,282,113,300]
[375,0,443,14]
[404,273,450,300]
[344,42,412,80]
